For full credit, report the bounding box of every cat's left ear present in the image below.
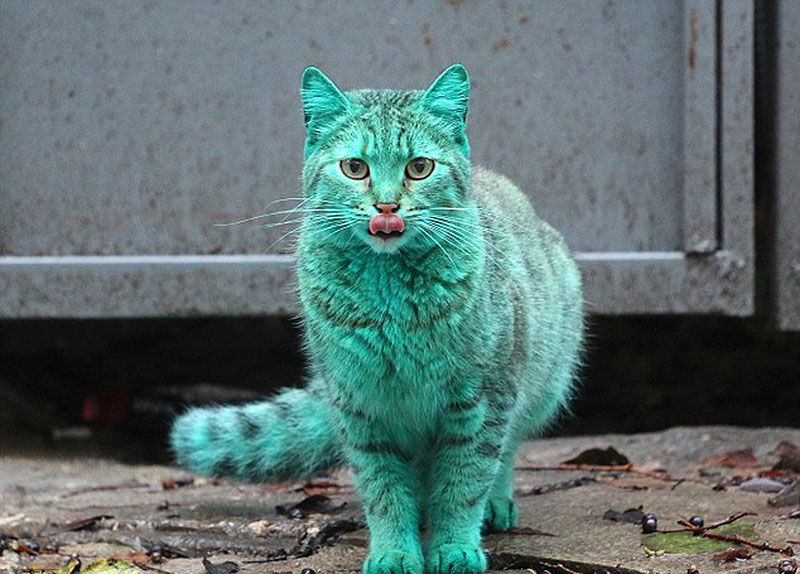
[301,67,350,150]
[421,64,470,125]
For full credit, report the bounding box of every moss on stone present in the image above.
[642,522,757,554]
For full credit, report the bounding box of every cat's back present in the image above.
[471,166,580,299]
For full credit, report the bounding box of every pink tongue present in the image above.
[369,213,405,235]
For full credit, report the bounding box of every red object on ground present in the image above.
[82,389,133,424]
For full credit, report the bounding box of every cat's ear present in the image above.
[421,64,470,125]
[301,67,349,131]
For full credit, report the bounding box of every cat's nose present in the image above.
[374,203,400,214]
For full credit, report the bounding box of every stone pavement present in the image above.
[1,426,798,574]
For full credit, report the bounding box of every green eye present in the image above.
[340,158,369,180]
[405,157,434,180]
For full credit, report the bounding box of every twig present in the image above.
[658,511,755,534]
[700,531,793,556]
[138,563,173,574]
[660,512,794,556]
[552,563,582,574]
[670,478,685,491]
[60,481,149,498]
[488,552,646,574]
[516,463,687,485]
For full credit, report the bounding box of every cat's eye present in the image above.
[405,157,435,180]
[340,158,369,180]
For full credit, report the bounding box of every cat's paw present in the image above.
[482,496,517,533]
[426,543,487,574]
[363,549,423,574]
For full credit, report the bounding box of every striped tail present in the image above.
[170,384,342,483]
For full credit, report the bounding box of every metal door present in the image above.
[0,1,753,318]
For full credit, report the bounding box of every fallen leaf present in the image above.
[202,557,239,574]
[703,448,759,469]
[56,514,114,532]
[275,494,346,518]
[16,538,40,555]
[603,506,645,524]
[161,477,194,490]
[293,518,366,557]
[563,447,629,466]
[713,546,755,563]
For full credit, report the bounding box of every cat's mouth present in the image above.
[368,213,405,239]
[373,230,404,240]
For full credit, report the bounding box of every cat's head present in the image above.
[299,65,474,254]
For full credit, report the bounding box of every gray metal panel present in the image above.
[775,0,800,330]
[2,0,701,256]
[0,252,749,319]
[0,255,296,317]
[0,0,755,318]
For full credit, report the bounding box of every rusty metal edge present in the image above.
[682,0,719,254]
[716,0,755,317]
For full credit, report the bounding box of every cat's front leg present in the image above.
[335,405,424,574]
[425,394,505,574]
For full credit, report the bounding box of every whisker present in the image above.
[264,226,302,253]
[425,215,511,260]
[258,218,305,230]
[416,225,457,269]
[425,219,509,276]
[214,197,341,227]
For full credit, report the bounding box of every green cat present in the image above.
[171,64,583,574]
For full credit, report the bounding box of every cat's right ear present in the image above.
[301,67,349,132]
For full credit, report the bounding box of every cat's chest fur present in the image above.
[299,244,489,430]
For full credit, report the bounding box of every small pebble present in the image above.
[302,569,317,574]
[687,565,699,574]
[641,513,658,534]
[779,559,798,574]
[739,477,786,493]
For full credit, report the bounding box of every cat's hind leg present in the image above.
[481,447,517,533]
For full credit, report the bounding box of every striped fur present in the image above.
[170,65,583,574]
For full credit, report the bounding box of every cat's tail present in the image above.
[169,384,342,483]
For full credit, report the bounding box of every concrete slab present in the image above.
[1,426,798,574]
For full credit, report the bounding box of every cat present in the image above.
[170,64,583,574]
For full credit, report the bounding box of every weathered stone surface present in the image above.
[1,426,798,574]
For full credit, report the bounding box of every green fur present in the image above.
[171,64,583,574]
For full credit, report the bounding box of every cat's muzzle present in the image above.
[369,213,405,238]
